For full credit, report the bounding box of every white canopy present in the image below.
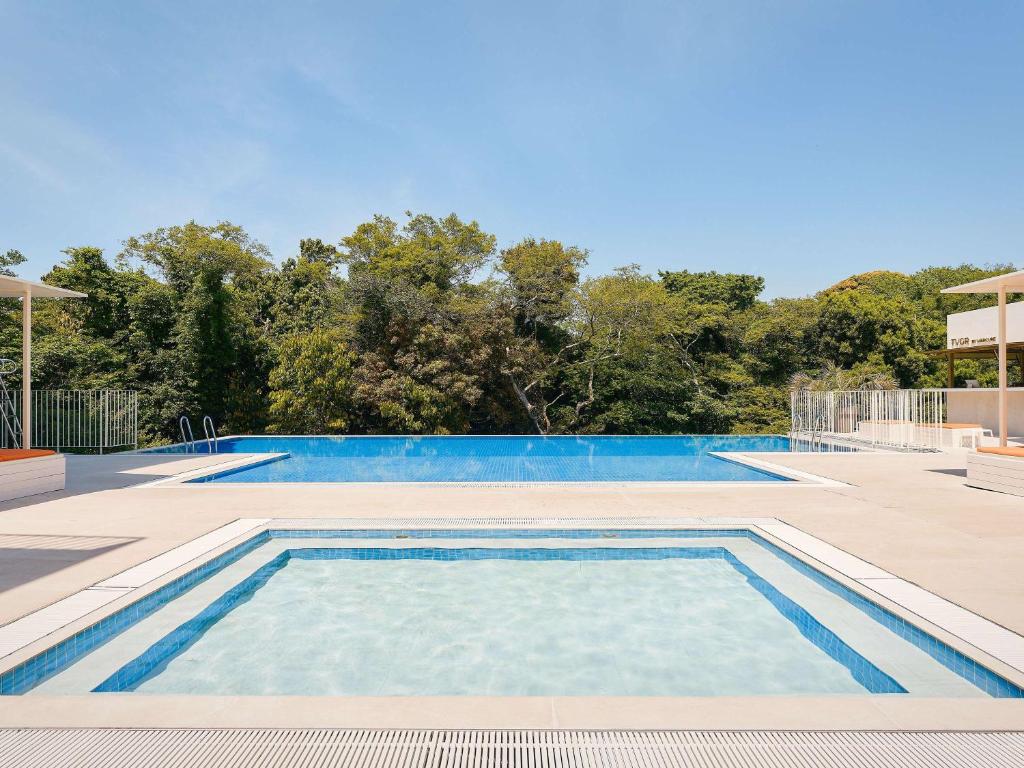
[941,269,1024,294]
[941,268,1023,446]
[2,275,87,449]
[0,275,86,299]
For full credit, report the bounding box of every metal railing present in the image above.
[1,390,138,453]
[177,415,219,454]
[179,415,196,453]
[791,388,951,451]
[202,415,218,453]
[0,360,21,448]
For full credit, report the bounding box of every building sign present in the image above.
[946,301,1024,349]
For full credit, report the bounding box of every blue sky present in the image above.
[1,1,1021,298]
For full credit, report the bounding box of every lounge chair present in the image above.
[0,449,64,502]
[966,446,1024,497]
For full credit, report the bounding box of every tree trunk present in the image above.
[506,373,546,435]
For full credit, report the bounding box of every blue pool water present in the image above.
[5,529,1021,698]
[144,435,849,483]
[96,547,901,696]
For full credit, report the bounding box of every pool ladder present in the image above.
[791,414,824,450]
[809,417,824,449]
[179,415,219,453]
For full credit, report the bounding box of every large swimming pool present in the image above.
[7,528,1019,698]
[145,435,851,483]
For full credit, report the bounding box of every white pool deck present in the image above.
[1,449,1024,765]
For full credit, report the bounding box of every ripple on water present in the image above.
[136,557,867,696]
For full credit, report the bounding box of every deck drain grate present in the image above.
[1,729,1023,767]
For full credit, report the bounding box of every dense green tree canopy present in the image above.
[660,270,765,311]
[340,213,495,294]
[268,328,355,434]
[3,214,1018,445]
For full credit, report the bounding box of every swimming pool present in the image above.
[145,435,852,483]
[5,527,1020,698]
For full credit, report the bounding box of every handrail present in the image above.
[202,416,218,454]
[179,416,196,453]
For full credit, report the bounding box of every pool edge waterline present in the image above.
[135,434,859,485]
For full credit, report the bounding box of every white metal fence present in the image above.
[790,388,961,451]
[1,390,138,453]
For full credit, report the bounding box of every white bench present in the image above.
[966,448,1024,497]
[0,450,65,503]
[857,421,991,449]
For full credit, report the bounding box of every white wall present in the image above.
[947,389,1024,439]
[947,301,1024,349]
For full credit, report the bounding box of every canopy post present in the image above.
[21,288,31,450]
[998,285,1008,447]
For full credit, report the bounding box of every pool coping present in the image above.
[3,516,1024,729]
[133,436,854,488]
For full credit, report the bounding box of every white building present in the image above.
[940,272,1024,444]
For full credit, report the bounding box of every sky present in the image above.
[1,1,1022,298]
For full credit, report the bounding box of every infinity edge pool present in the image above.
[137,434,859,485]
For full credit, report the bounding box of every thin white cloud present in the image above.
[0,140,69,192]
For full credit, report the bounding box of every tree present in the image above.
[660,270,765,311]
[814,290,931,387]
[120,221,275,434]
[340,213,510,434]
[0,251,28,366]
[821,270,915,302]
[742,298,821,385]
[30,247,183,441]
[268,329,356,433]
[46,247,132,339]
[789,361,898,392]
[271,238,345,336]
[505,266,687,433]
[0,249,27,277]
[726,385,792,434]
[565,343,715,434]
[910,264,1021,320]
[341,212,495,294]
[1,212,1010,445]
[499,238,587,330]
